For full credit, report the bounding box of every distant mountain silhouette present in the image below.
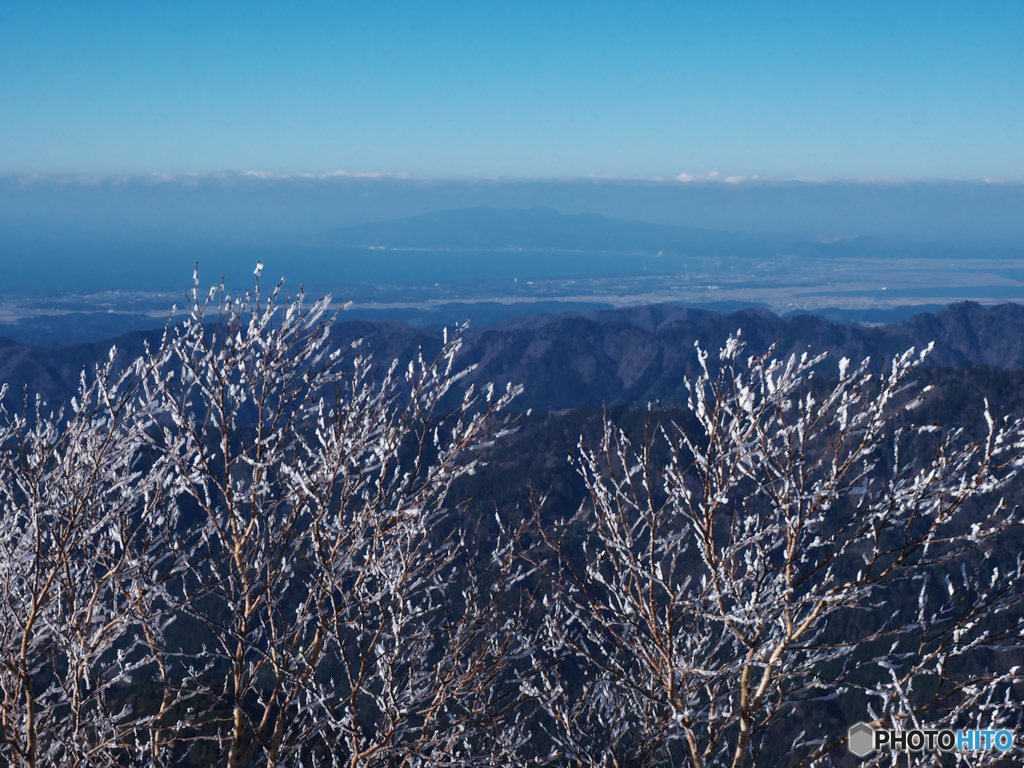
[318,206,756,254]
[316,206,1005,265]
[7,301,1024,413]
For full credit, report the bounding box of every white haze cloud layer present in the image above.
[7,169,1020,189]
[676,172,754,184]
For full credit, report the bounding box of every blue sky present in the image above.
[1,1,1022,180]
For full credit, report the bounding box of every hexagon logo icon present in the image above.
[848,722,876,757]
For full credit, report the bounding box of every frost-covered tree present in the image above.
[0,268,536,768]
[151,270,534,767]
[531,335,1024,767]
[0,339,201,768]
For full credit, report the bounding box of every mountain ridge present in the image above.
[5,301,1024,412]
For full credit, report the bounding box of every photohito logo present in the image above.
[847,722,1014,757]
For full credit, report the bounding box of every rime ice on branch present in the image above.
[531,335,1024,768]
[0,269,535,768]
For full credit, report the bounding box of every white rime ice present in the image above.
[0,271,534,768]
[528,335,1024,768]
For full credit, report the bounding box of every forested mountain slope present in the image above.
[333,300,1024,410]
[4,300,1024,411]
